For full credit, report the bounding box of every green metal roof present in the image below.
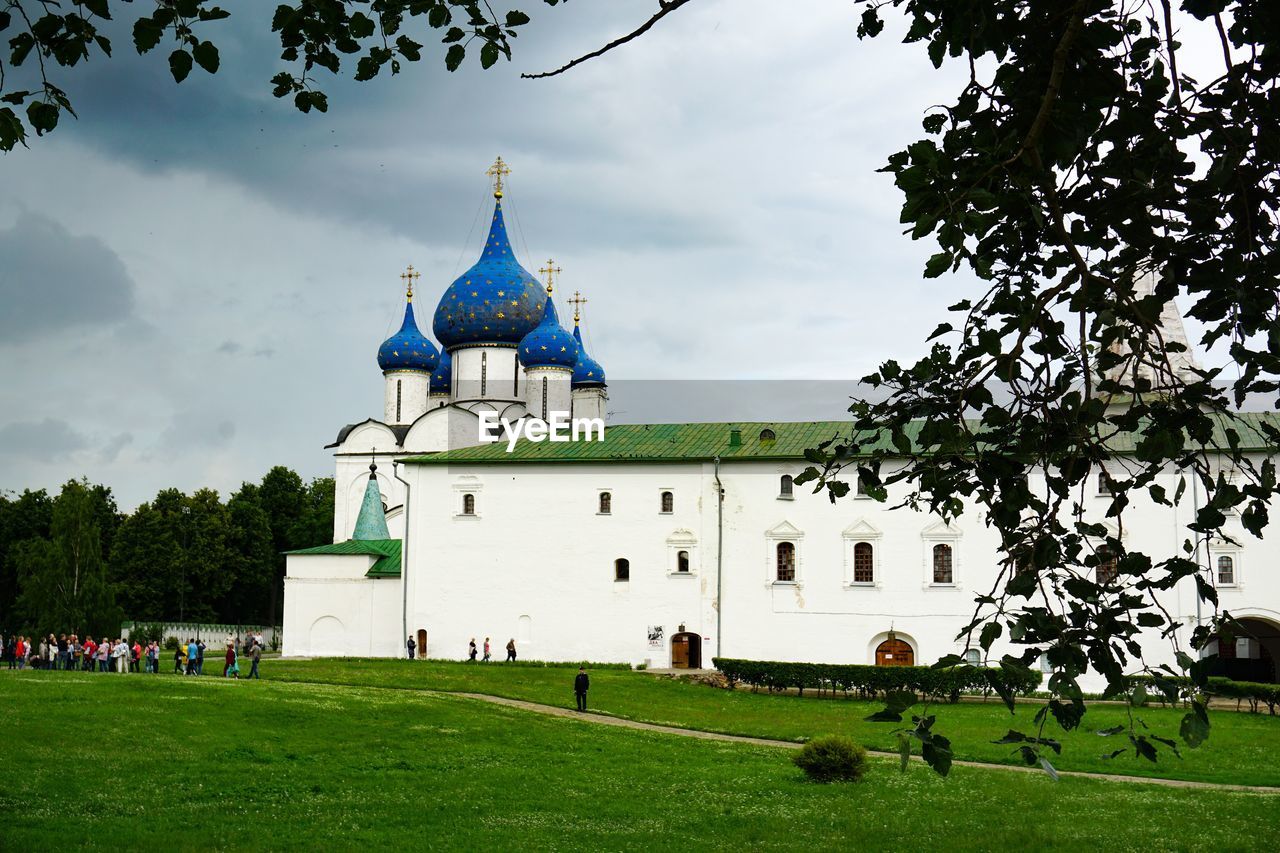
[285,539,402,578]
[400,414,1280,466]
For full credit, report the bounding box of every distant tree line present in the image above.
[0,467,333,638]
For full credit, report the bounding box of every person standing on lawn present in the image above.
[406,635,416,660]
[186,640,198,675]
[483,638,491,662]
[196,640,206,675]
[506,639,516,662]
[574,667,590,712]
[468,638,478,662]
[248,642,261,680]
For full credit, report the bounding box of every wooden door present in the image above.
[875,639,914,667]
[671,634,689,668]
[416,629,427,659]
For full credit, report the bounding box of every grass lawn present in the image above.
[1,672,1277,851]
[265,658,1280,787]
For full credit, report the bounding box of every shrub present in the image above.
[712,657,1042,700]
[793,735,868,783]
[163,636,181,652]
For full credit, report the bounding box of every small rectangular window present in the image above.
[852,542,874,584]
[931,543,953,584]
[660,491,674,513]
[598,492,612,515]
[462,493,476,515]
[776,542,796,583]
[1217,555,1235,586]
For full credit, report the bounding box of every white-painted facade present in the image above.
[283,186,1280,689]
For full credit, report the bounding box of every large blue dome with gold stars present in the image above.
[571,325,606,387]
[433,201,546,348]
[430,349,452,394]
[377,302,439,373]
[519,296,579,369]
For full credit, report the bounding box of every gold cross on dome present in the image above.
[539,259,561,294]
[567,290,588,324]
[399,264,421,301]
[485,156,511,198]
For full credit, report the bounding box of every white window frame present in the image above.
[765,521,804,587]
[841,519,882,588]
[1211,550,1240,588]
[452,479,482,519]
[921,520,961,588]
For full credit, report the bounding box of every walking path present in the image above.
[450,691,1280,794]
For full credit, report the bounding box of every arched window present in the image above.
[932,543,953,584]
[396,379,403,423]
[660,491,674,513]
[677,550,690,573]
[1217,555,1235,585]
[462,494,475,515]
[614,558,630,581]
[759,428,776,443]
[776,542,796,582]
[541,376,548,420]
[480,351,488,397]
[1097,546,1118,585]
[964,648,981,666]
[599,492,612,514]
[1098,471,1113,496]
[513,356,519,394]
[853,542,874,584]
[779,475,793,498]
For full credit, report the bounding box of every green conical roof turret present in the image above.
[353,460,391,540]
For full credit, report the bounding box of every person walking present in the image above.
[224,644,238,678]
[248,642,261,680]
[96,639,110,672]
[83,637,96,672]
[482,638,491,662]
[131,640,142,673]
[505,638,516,662]
[406,635,416,661]
[5,635,15,670]
[15,636,26,670]
[574,667,590,712]
[186,639,199,676]
[468,638,478,662]
[196,640,206,676]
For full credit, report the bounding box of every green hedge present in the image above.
[1131,675,1280,715]
[712,657,1042,701]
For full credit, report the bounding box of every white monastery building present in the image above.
[284,160,1280,686]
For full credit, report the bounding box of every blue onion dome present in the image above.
[519,295,579,369]
[433,201,547,348]
[430,349,452,394]
[377,302,439,373]
[572,324,606,388]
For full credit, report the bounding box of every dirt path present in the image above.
[450,691,1280,794]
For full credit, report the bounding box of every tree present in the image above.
[13,479,120,637]
[220,483,276,625]
[0,0,572,151]
[0,488,54,631]
[109,499,177,621]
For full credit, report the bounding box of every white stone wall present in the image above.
[571,387,607,423]
[383,370,431,425]
[282,553,402,657]
[453,346,522,403]
[386,453,1280,690]
[522,367,573,421]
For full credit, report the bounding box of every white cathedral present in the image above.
[282,161,1280,686]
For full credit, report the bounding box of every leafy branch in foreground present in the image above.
[797,0,1279,776]
[0,0,566,150]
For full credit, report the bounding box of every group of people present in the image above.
[404,635,519,662]
[3,634,163,673]
[2,631,264,680]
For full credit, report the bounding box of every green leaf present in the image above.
[921,733,952,777]
[445,43,465,71]
[924,251,951,278]
[192,40,219,74]
[168,49,193,83]
[428,5,450,28]
[132,19,164,54]
[1179,702,1210,749]
[480,40,499,69]
[897,732,910,773]
[349,12,376,39]
[1039,757,1059,781]
[505,10,531,27]
[25,100,58,135]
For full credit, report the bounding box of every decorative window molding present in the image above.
[666,529,697,577]
[841,518,882,588]
[921,519,961,588]
[778,474,794,500]
[1212,550,1240,588]
[452,477,482,519]
[765,520,804,586]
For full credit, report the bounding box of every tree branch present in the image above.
[521,0,696,80]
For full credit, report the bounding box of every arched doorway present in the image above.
[416,629,427,659]
[875,638,914,667]
[1208,617,1279,683]
[671,630,702,669]
[308,615,345,656]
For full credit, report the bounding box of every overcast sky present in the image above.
[0,1,1234,509]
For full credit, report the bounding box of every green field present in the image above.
[1,664,1277,851]
[265,658,1280,787]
